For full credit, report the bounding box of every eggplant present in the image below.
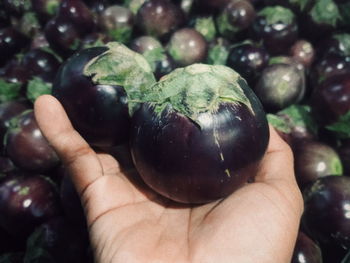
[5,110,60,172]
[254,63,305,112]
[168,28,208,67]
[130,64,269,204]
[302,176,350,249]
[252,6,298,55]
[227,41,270,86]
[136,0,186,39]
[290,40,315,69]
[22,48,61,82]
[291,232,323,263]
[53,42,156,147]
[0,174,62,241]
[311,73,350,138]
[99,5,134,44]
[216,0,256,40]
[0,100,31,152]
[293,140,343,189]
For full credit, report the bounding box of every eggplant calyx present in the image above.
[83,42,156,115]
[326,111,350,139]
[258,6,295,26]
[194,16,216,42]
[310,0,340,27]
[140,64,253,125]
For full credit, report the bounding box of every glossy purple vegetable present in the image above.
[216,0,256,40]
[130,64,269,204]
[22,48,61,82]
[5,110,60,172]
[227,42,269,85]
[293,140,343,189]
[44,15,83,57]
[53,43,156,147]
[290,40,315,69]
[0,174,62,241]
[311,73,350,130]
[168,28,208,66]
[136,0,185,39]
[0,28,29,67]
[58,0,95,36]
[0,100,30,151]
[252,6,298,55]
[302,176,350,249]
[254,63,305,112]
[291,232,323,263]
[99,5,134,43]
[31,0,61,23]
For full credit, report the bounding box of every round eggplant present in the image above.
[254,63,305,112]
[302,176,350,249]
[290,40,315,69]
[252,6,298,55]
[22,48,61,82]
[291,232,323,263]
[168,28,208,66]
[227,42,269,86]
[0,27,29,67]
[0,174,62,241]
[0,100,31,152]
[130,64,269,204]
[52,42,156,147]
[5,110,60,172]
[136,0,185,39]
[216,0,256,40]
[293,140,343,189]
[311,73,350,131]
[99,5,134,43]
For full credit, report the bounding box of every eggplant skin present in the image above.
[53,46,130,147]
[130,97,269,204]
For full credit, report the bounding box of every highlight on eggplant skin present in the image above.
[130,64,270,204]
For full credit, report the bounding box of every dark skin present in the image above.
[34,95,303,263]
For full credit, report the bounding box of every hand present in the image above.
[34,95,303,263]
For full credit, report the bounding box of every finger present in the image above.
[255,125,295,184]
[34,95,103,195]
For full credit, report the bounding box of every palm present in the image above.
[34,95,303,263]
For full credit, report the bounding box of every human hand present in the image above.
[34,94,303,263]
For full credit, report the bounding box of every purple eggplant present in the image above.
[99,5,134,44]
[293,140,343,189]
[216,0,256,40]
[0,28,29,67]
[5,110,60,172]
[338,140,350,175]
[302,176,350,249]
[0,100,31,151]
[136,0,186,39]
[254,63,305,112]
[168,28,208,66]
[311,73,350,138]
[227,41,269,86]
[52,42,156,147]
[290,40,315,69]
[252,6,298,55]
[0,174,62,241]
[291,232,323,263]
[22,48,61,82]
[130,64,269,204]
